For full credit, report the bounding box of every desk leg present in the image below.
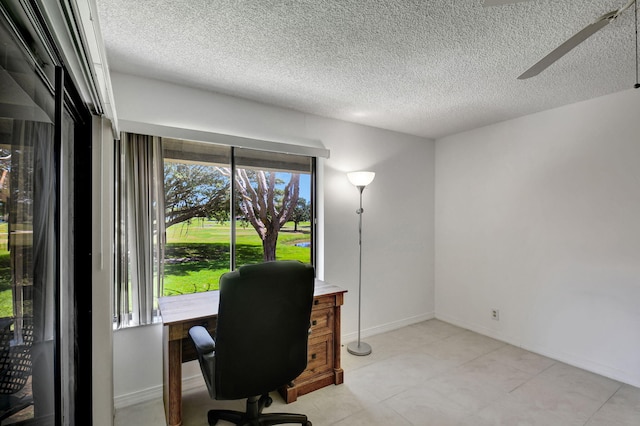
[163,327,183,426]
[333,303,344,384]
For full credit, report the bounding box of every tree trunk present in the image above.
[219,168,299,262]
[262,232,278,261]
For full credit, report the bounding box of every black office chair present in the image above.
[189,260,315,426]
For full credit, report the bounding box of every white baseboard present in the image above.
[435,312,511,343]
[342,311,435,342]
[114,385,160,410]
[520,344,640,389]
[434,313,640,389]
[114,374,206,410]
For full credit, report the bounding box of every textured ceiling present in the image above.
[95,0,639,139]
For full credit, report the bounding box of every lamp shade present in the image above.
[347,171,375,187]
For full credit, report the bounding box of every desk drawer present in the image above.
[180,317,216,340]
[298,333,333,382]
[310,308,333,336]
[312,294,335,310]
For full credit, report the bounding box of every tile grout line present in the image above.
[508,361,557,394]
[581,382,623,426]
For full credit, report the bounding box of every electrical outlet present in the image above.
[491,309,500,320]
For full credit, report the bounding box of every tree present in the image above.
[0,149,11,221]
[164,162,229,228]
[291,198,310,232]
[220,168,300,261]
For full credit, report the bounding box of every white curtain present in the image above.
[116,132,165,327]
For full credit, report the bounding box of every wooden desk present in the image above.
[158,280,346,426]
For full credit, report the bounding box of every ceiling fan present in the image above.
[484,0,639,86]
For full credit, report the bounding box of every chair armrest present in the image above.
[188,326,215,355]
[188,325,217,399]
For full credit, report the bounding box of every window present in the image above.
[162,139,231,296]
[233,148,313,266]
[115,136,315,326]
[163,140,314,296]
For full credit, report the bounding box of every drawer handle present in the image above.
[312,320,317,326]
[311,353,317,360]
[314,299,319,305]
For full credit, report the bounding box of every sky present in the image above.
[276,172,310,201]
[299,173,311,201]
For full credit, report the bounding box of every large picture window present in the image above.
[115,136,315,327]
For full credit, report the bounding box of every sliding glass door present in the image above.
[0,2,93,424]
[0,17,57,423]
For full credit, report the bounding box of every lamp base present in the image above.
[347,341,372,356]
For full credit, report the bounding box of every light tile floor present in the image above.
[115,319,640,425]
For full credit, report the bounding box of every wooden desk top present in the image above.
[159,279,346,326]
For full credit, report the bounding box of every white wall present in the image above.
[108,72,435,404]
[435,88,640,387]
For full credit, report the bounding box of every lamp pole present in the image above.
[347,186,372,355]
[346,171,375,356]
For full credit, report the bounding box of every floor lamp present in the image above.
[346,171,375,356]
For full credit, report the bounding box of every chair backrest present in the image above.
[0,317,33,396]
[213,261,315,400]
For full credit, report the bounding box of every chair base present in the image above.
[208,394,311,426]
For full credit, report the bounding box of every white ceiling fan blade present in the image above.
[518,10,616,79]
[483,0,531,6]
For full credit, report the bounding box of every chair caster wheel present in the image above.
[305,421,312,426]
[259,394,273,408]
[264,395,273,407]
[207,411,219,425]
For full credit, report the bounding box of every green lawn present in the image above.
[0,222,11,318]
[163,220,311,296]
